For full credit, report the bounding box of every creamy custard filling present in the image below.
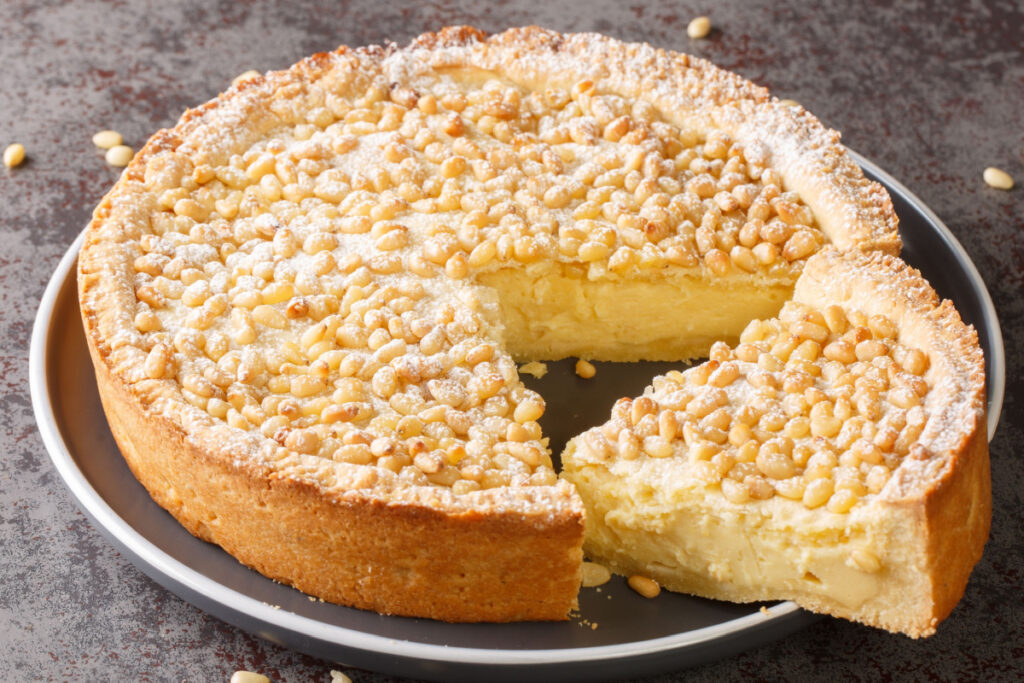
[480,266,794,362]
[571,459,888,609]
[562,299,934,610]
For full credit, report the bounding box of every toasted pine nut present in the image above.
[627,574,661,598]
[105,145,134,167]
[581,561,612,587]
[92,130,123,149]
[687,16,712,39]
[230,672,270,683]
[575,359,597,379]
[3,143,25,168]
[983,166,1014,190]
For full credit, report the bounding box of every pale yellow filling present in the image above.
[480,265,794,362]
[564,450,891,611]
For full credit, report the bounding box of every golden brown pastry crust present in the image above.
[795,248,989,635]
[79,26,909,623]
[93,346,583,620]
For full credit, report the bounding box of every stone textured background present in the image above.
[2,1,1022,680]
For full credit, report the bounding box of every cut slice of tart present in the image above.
[561,247,989,638]
[78,26,904,623]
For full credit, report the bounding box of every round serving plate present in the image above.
[30,152,1004,682]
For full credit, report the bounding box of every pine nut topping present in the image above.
[113,55,842,500]
[593,299,930,514]
[232,70,262,87]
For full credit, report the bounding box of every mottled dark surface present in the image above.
[2,1,1023,681]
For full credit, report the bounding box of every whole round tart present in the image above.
[78,26,985,630]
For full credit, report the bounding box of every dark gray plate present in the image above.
[30,152,1003,682]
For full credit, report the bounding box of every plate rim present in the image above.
[29,155,1005,668]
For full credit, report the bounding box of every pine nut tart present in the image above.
[562,248,988,637]
[77,26,985,629]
